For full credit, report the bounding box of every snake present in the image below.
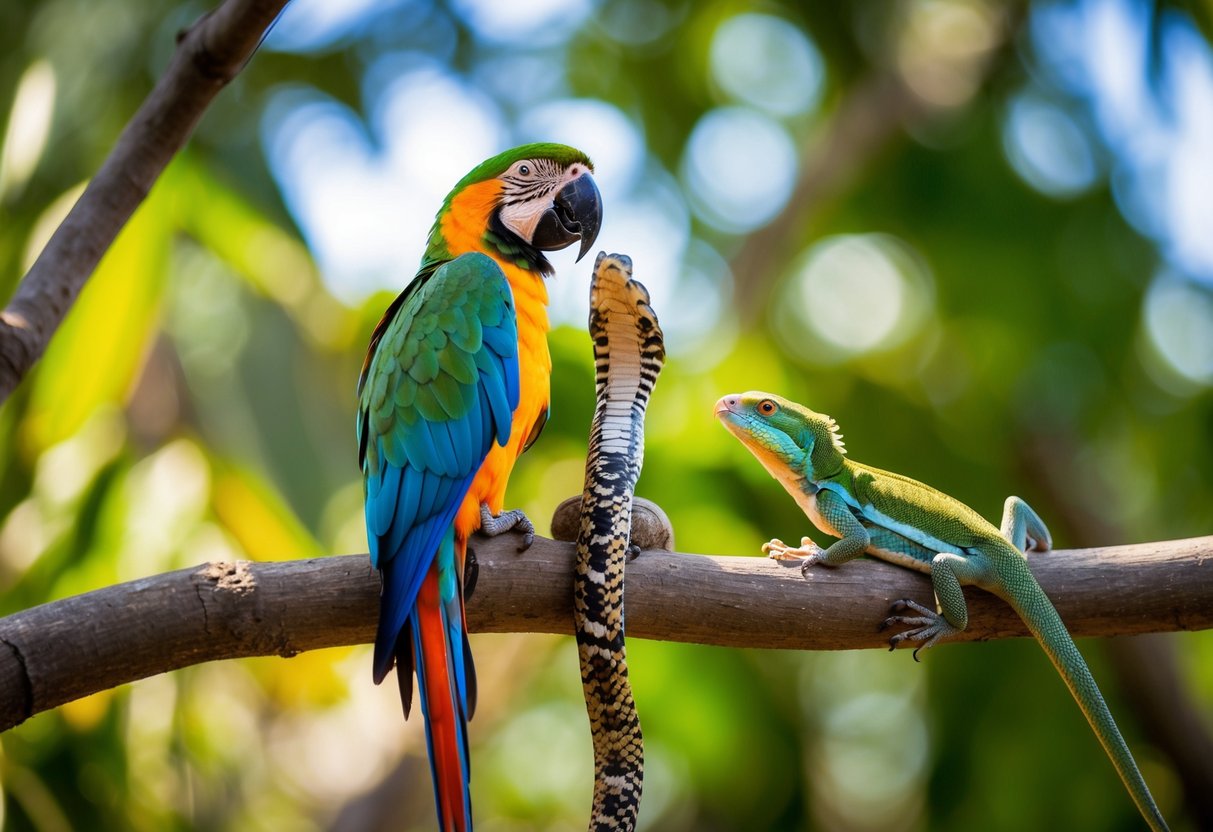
[574,252,665,832]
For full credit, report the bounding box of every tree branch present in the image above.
[0,0,288,403]
[2,531,1210,732]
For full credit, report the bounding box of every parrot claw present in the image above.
[626,543,641,562]
[479,504,535,552]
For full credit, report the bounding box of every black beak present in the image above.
[531,173,603,261]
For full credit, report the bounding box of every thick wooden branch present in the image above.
[2,531,1210,732]
[0,0,288,402]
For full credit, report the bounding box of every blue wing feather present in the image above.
[430,420,463,479]
[372,475,471,683]
[475,351,513,445]
[369,463,403,538]
[360,252,520,686]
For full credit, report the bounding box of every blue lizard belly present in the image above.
[816,483,966,574]
[862,524,944,574]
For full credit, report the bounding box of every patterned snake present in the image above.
[574,253,665,832]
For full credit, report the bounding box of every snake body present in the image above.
[575,253,664,832]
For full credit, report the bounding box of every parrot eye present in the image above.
[757,400,777,416]
[519,164,531,176]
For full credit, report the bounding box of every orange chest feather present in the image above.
[443,182,553,534]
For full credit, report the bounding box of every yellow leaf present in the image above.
[24,182,170,452]
[58,688,114,731]
[211,460,324,561]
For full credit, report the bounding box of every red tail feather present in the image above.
[415,570,471,832]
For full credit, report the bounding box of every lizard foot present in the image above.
[880,599,961,661]
[762,537,825,575]
[479,504,535,552]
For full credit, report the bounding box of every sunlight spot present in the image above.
[0,59,56,199]
[472,52,568,109]
[1030,0,1213,284]
[262,66,507,301]
[266,0,402,51]
[34,409,125,507]
[1003,92,1099,198]
[897,0,999,108]
[377,63,505,198]
[518,98,645,195]
[682,107,796,233]
[451,0,593,46]
[670,239,735,367]
[263,91,404,300]
[1142,274,1213,388]
[0,500,49,576]
[265,647,414,804]
[120,439,210,578]
[778,234,934,362]
[710,14,825,117]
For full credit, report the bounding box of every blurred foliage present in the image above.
[1,0,1212,830]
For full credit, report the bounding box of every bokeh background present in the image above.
[1,0,1212,829]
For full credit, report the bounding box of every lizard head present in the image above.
[714,391,847,480]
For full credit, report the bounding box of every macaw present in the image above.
[356,143,601,831]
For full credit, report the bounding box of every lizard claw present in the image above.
[762,538,790,558]
[882,598,959,658]
[764,538,826,577]
[479,504,536,552]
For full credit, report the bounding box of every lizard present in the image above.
[714,390,1169,832]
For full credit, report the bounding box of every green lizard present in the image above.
[715,390,1168,832]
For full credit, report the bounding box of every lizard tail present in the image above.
[1002,578,1168,832]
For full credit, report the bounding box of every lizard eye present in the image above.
[757,399,777,416]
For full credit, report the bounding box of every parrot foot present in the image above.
[479,504,535,551]
[880,599,961,661]
[626,543,641,562]
[762,537,826,575]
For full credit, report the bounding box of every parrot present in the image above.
[356,143,602,831]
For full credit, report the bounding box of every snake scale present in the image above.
[574,253,665,832]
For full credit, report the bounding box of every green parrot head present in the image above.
[425,143,603,272]
[715,391,848,480]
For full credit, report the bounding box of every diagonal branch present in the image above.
[0,0,288,403]
[1,531,1210,732]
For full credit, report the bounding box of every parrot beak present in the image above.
[532,172,603,261]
